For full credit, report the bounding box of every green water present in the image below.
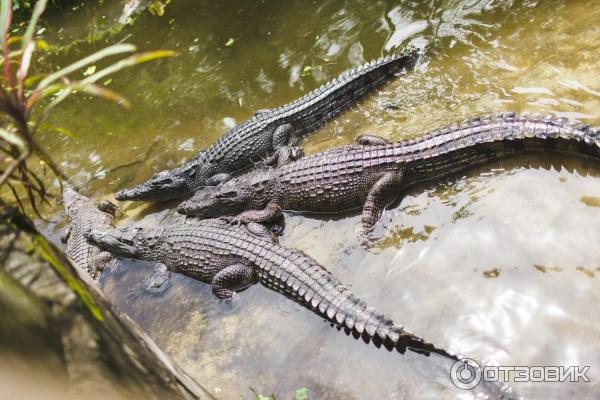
[42,1,600,398]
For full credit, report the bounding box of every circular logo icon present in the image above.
[450,358,482,390]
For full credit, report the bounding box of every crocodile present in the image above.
[84,217,458,361]
[114,50,419,202]
[62,187,119,279]
[176,113,600,235]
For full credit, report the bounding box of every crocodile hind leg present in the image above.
[264,124,305,166]
[264,145,305,167]
[211,263,257,299]
[90,251,117,279]
[359,170,404,239]
[356,134,391,146]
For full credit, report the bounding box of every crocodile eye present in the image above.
[154,177,173,185]
[217,190,237,199]
[121,227,141,244]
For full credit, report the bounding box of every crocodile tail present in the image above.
[336,47,420,82]
[258,249,459,362]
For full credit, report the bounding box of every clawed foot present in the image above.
[354,224,376,250]
[214,289,241,303]
[125,263,172,301]
[143,267,172,296]
[262,145,304,167]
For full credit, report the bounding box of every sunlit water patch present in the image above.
[38,0,600,398]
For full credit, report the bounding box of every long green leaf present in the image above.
[70,81,130,108]
[33,49,174,114]
[0,0,11,47]
[81,50,176,85]
[36,43,136,91]
[21,0,46,51]
[18,41,35,98]
[0,126,26,148]
[38,81,130,125]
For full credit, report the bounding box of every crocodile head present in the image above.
[177,178,258,218]
[85,226,167,260]
[115,166,196,202]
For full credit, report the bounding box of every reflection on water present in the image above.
[37,0,600,398]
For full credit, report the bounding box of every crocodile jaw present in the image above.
[85,229,140,258]
[176,196,243,218]
[115,173,189,202]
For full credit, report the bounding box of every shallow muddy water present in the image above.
[41,0,600,398]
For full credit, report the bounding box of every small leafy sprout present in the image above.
[300,65,322,77]
[295,388,308,400]
[301,66,313,77]
[147,0,172,17]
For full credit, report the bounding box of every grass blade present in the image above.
[0,126,26,148]
[70,81,130,108]
[36,81,130,127]
[0,0,11,47]
[18,41,35,100]
[21,0,46,51]
[81,50,176,85]
[36,43,136,90]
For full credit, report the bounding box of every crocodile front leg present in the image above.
[211,263,257,299]
[356,134,391,146]
[360,170,404,236]
[91,251,117,278]
[143,263,171,295]
[61,225,72,243]
[222,202,283,226]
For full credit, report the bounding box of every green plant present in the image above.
[250,387,309,400]
[0,0,174,217]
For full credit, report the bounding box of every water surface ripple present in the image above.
[42,1,600,398]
